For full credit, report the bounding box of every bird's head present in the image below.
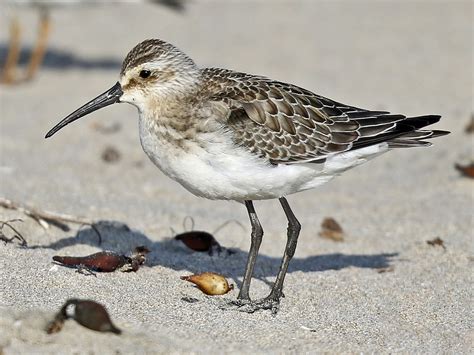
[119,39,200,109]
[45,39,200,138]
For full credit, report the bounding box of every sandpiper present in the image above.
[45,39,449,313]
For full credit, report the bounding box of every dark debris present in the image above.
[426,237,446,250]
[101,146,121,163]
[376,266,395,273]
[465,113,474,133]
[455,163,474,179]
[319,217,345,242]
[181,296,200,304]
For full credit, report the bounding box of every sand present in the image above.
[0,1,472,353]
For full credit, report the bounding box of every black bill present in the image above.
[45,82,123,138]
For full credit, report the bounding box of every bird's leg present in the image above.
[236,200,263,302]
[1,16,21,84]
[230,198,300,314]
[266,197,301,302]
[25,8,50,81]
[236,197,300,314]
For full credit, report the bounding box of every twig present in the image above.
[0,219,27,246]
[0,197,102,244]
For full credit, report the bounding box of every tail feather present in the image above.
[430,130,450,138]
[388,139,432,148]
[352,114,449,150]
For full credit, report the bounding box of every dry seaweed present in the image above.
[0,197,102,244]
[0,219,27,246]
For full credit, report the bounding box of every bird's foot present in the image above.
[239,297,280,314]
[221,296,280,314]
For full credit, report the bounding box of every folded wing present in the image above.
[203,68,449,164]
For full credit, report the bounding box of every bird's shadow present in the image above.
[32,220,398,289]
[0,45,121,71]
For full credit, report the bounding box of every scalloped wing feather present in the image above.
[202,68,446,164]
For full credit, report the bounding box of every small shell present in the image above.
[180,272,234,295]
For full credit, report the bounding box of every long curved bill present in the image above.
[45,82,123,138]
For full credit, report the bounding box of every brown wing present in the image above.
[202,68,443,164]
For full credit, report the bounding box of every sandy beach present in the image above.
[0,1,472,353]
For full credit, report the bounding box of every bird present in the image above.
[45,38,449,313]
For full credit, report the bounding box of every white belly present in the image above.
[139,116,389,201]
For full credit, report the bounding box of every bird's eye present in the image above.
[139,70,151,79]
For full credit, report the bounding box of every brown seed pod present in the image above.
[175,231,221,252]
[53,251,129,272]
[173,217,243,255]
[319,217,345,242]
[180,272,234,295]
[72,300,121,334]
[46,299,121,335]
